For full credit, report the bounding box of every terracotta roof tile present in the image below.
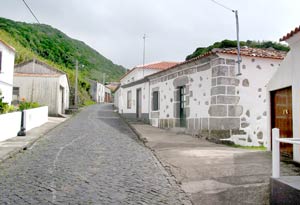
[147,47,286,78]
[136,61,179,70]
[280,26,300,41]
[120,61,179,81]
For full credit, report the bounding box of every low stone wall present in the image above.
[24,106,48,131]
[0,111,22,142]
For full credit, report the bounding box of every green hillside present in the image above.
[0,17,126,104]
[186,39,290,60]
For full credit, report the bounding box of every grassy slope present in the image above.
[0,17,126,104]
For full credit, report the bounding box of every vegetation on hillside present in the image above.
[186,39,290,60]
[0,17,126,105]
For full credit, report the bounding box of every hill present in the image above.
[186,39,290,60]
[0,17,126,104]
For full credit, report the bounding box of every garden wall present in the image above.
[0,111,22,142]
[24,106,48,131]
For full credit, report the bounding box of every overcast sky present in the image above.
[0,0,299,69]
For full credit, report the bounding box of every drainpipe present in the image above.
[17,110,26,136]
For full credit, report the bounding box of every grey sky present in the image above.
[0,0,299,69]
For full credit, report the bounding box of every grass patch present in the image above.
[226,144,267,151]
[83,100,96,106]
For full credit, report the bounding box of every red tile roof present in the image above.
[147,47,286,79]
[280,26,300,41]
[120,61,179,81]
[136,61,179,70]
[216,47,286,59]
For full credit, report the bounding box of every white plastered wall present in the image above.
[267,34,300,162]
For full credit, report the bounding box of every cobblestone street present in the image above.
[0,104,190,204]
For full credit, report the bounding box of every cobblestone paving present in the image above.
[0,104,191,205]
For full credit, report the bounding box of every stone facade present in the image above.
[148,53,282,147]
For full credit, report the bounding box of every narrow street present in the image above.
[0,104,190,204]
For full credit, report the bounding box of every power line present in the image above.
[21,0,40,24]
[210,0,234,12]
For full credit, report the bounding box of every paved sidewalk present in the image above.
[0,117,68,164]
[130,123,300,205]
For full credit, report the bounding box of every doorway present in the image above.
[179,86,186,127]
[136,88,142,119]
[271,87,293,157]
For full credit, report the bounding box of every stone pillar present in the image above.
[208,58,242,131]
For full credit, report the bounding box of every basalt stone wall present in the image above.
[208,57,242,129]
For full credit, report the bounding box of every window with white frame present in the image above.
[127,91,132,109]
[152,91,159,111]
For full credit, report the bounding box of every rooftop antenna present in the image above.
[210,0,242,76]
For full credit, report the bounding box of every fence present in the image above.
[272,128,300,178]
[23,106,48,131]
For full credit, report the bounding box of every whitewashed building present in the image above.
[116,62,178,122]
[146,48,285,147]
[88,79,106,103]
[267,26,300,162]
[0,39,15,104]
[14,59,70,116]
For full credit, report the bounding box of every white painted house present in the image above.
[88,79,106,103]
[0,39,15,104]
[267,26,300,162]
[116,62,178,122]
[14,59,70,116]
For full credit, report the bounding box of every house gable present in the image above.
[15,59,65,75]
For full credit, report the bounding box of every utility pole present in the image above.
[210,0,242,75]
[102,73,106,85]
[235,10,241,76]
[74,60,78,108]
[142,34,146,77]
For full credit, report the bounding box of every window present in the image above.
[0,51,2,73]
[152,91,159,111]
[127,91,132,109]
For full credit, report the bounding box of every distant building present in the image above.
[115,62,179,122]
[104,86,112,103]
[88,79,106,103]
[0,39,15,104]
[14,59,70,116]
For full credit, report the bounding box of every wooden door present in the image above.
[271,87,293,157]
[136,89,142,118]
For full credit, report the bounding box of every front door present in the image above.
[136,89,142,119]
[179,86,186,127]
[271,87,293,157]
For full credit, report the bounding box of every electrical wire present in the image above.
[210,0,234,12]
[21,0,40,24]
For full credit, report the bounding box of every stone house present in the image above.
[147,47,285,147]
[267,26,300,162]
[13,59,70,116]
[116,62,178,122]
[0,39,15,104]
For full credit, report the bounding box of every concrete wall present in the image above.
[267,34,300,162]
[24,106,48,131]
[0,111,21,142]
[0,41,15,104]
[57,75,70,114]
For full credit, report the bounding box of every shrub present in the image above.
[18,98,40,111]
